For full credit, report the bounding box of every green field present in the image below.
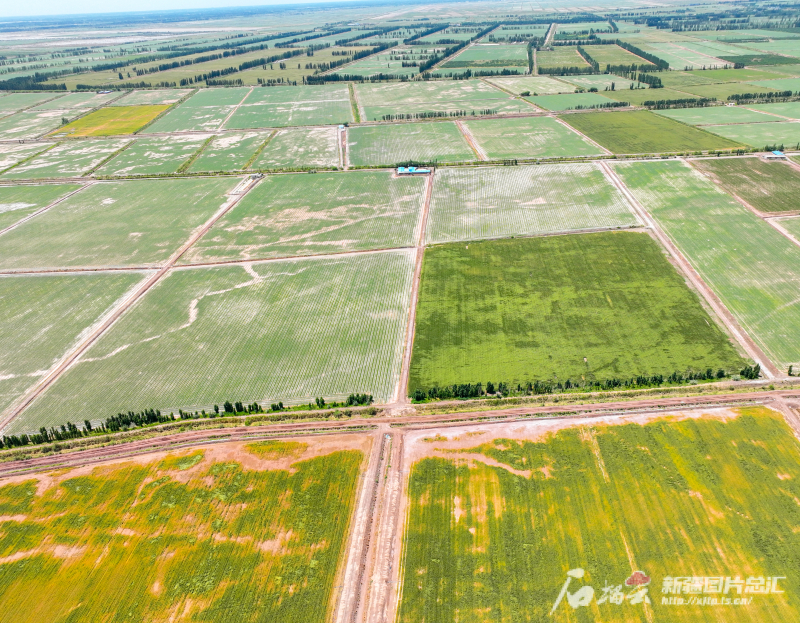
[251,127,339,170]
[0,182,82,231]
[692,157,800,213]
[748,101,800,119]
[0,178,234,270]
[0,111,69,141]
[111,89,194,106]
[182,171,424,262]
[225,85,353,128]
[467,116,603,159]
[776,216,800,239]
[426,163,636,244]
[703,121,800,148]
[582,44,656,67]
[187,131,269,172]
[13,251,413,430]
[655,106,778,126]
[95,135,209,176]
[408,232,743,391]
[0,440,363,622]
[0,93,60,115]
[563,111,743,153]
[749,77,800,91]
[48,105,170,137]
[442,43,529,69]
[399,407,800,622]
[679,82,779,100]
[356,80,521,120]
[347,122,474,166]
[2,139,131,179]
[602,87,690,105]
[614,159,800,369]
[484,75,570,95]
[0,144,50,174]
[527,92,620,111]
[0,271,145,416]
[30,91,120,111]
[536,46,589,69]
[333,47,435,77]
[143,87,251,133]
[559,73,637,91]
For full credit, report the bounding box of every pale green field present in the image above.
[748,101,800,119]
[0,110,66,140]
[224,84,353,128]
[704,121,800,148]
[144,87,251,133]
[12,250,414,430]
[426,163,638,244]
[0,183,82,231]
[2,139,130,179]
[30,92,121,111]
[356,80,521,120]
[655,106,779,125]
[527,92,619,111]
[111,89,194,106]
[581,43,656,67]
[776,216,800,239]
[0,93,60,114]
[614,159,800,369]
[484,75,571,95]
[536,46,589,69]
[559,73,637,91]
[0,143,50,174]
[0,271,146,418]
[95,135,209,176]
[251,127,339,169]
[0,178,235,270]
[188,131,270,172]
[464,116,603,159]
[442,43,529,69]
[182,171,424,262]
[347,122,474,166]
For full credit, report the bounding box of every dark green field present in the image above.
[562,110,743,154]
[408,232,746,393]
[692,157,800,213]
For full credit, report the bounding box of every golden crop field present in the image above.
[0,437,365,622]
[48,105,170,137]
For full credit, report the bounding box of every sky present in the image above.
[0,0,354,19]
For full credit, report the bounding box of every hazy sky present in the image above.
[0,0,348,19]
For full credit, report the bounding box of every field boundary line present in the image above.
[217,86,254,130]
[349,83,363,123]
[0,182,96,238]
[135,88,198,134]
[0,141,59,177]
[741,106,793,120]
[544,23,557,48]
[340,125,348,169]
[553,115,612,154]
[599,160,780,379]
[177,135,214,173]
[0,176,261,432]
[83,138,135,176]
[455,120,487,160]
[394,171,434,405]
[243,129,277,170]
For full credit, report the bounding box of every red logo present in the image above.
[625,571,651,587]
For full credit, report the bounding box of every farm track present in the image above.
[455,120,487,160]
[0,178,262,432]
[600,160,781,379]
[217,87,253,130]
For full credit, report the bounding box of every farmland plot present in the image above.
[2,139,131,180]
[0,143,51,174]
[535,46,589,69]
[47,105,170,138]
[748,102,800,119]
[333,47,437,78]
[655,106,778,126]
[30,91,121,111]
[250,127,339,170]
[0,110,67,140]
[225,85,352,128]
[0,182,82,231]
[347,122,474,166]
[483,75,570,95]
[95,135,210,176]
[703,121,800,148]
[409,233,744,392]
[602,87,690,106]
[356,80,521,120]
[426,163,637,244]
[0,271,146,417]
[464,116,603,159]
[0,92,62,115]
[691,157,800,213]
[678,82,778,100]
[580,44,656,67]
[0,439,365,622]
[0,178,235,270]
[442,43,529,71]
[563,111,742,153]
[15,251,414,429]
[144,87,251,133]
[614,159,800,368]
[111,88,194,106]
[559,73,637,91]
[398,407,800,623]
[526,92,619,111]
[182,171,424,262]
[188,131,270,172]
